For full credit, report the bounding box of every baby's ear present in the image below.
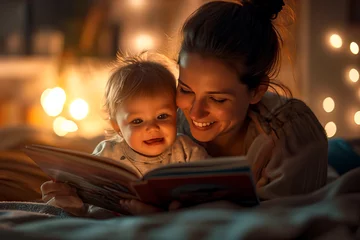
[249,76,269,104]
[110,119,122,137]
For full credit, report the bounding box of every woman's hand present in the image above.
[246,134,275,188]
[119,199,182,215]
[41,181,85,216]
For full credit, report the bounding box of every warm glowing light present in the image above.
[41,87,66,117]
[322,97,335,113]
[129,0,145,8]
[350,42,359,55]
[40,88,52,106]
[53,117,68,136]
[53,117,78,136]
[69,98,89,120]
[135,34,154,51]
[325,121,337,138]
[354,111,360,125]
[349,68,359,83]
[329,34,342,48]
[62,119,78,132]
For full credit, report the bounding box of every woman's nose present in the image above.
[189,99,208,120]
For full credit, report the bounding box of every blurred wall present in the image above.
[297,0,360,138]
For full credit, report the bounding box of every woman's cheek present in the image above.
[176,94,189,109]
[212,105,237,120]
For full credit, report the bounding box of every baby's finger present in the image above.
[41,185,76,203]
[50,195,85,216]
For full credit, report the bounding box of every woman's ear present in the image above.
[110,119,122,137]
[249,76,269,104]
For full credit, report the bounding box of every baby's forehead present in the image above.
[119,93,176,112]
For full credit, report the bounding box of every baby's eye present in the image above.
[157,114,169,119]
[131,119,143,124]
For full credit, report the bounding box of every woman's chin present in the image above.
[190,126,218,143]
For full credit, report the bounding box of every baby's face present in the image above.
[114,93,177,157]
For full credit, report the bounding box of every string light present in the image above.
[322,97,335,113]
[329,34,342,48]
[350,42,359,55]
[349,68,359,83]
[325,122,337,138]
[354,111,360,125]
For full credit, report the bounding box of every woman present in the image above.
[42,0,328,216]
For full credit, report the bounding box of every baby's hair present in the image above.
[103,52,177,120]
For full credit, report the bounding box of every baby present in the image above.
[94,53,208,174]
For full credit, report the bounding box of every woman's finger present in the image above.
[246,134,274,182]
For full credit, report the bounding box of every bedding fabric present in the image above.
[0,167,359,240]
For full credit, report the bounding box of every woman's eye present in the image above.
[157,114,169,119]
[210,97,227,103]
[179,87,192,94]
[131,119,143,124]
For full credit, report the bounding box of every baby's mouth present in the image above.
[144,138,164,145]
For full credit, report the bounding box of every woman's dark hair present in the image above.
[179,0,290,96]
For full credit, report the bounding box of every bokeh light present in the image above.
[329,34,342,48]
[354,111,360,125]
[325,121,337,138]
[41,87,66,117]
[322,97,335,113]
[69,98,89,120]
[350,42,359,55]
[53,116,78,136]
[135,34,155,52]
[349,68,359,83]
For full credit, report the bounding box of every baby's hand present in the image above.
[41,181,85,216]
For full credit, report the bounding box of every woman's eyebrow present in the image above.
[178,79,235,96]
[178,79,190,88]
[206,90,236,96]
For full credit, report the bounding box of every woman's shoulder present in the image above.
[249,92,326,138]
[257,92,312,118]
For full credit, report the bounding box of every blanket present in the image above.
[0,167,359,240]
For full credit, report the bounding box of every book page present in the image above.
[24,145,141,213]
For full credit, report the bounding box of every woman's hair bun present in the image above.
[242,0,285,20]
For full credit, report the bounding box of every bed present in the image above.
[0,127,359,240]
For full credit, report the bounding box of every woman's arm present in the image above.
[251,99,328,199]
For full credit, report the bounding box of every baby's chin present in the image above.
[137,143,171,157]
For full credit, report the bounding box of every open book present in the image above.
[24,144,259,214]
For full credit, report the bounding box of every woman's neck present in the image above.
[205,118,250,157]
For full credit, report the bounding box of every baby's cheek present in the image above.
[162,121,177,133]
[124,127,143,147]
